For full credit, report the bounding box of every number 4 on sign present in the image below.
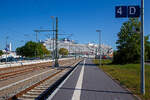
[115,6,127,18]
[117,7,122,15]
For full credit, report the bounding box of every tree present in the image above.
[36,42,50,58]
[59,48,68,57]
[16,47,24,56]
[16,41,50,58]
[113,18,141,64]
[145,35,150,60]
[0,50,3,56]
[113,18,150,64]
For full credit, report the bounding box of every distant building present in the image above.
[42,38,113,57]
[0,42,19,59]
[0,51,19,59]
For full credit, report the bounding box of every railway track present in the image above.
[0,65,49,80]
[0,62,50,73]
[0,59,73,81]
[7,59,81,100]
[9,69,64,100]
[0,63,51,76]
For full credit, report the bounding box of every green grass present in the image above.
[93,59,150,100]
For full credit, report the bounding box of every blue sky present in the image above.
[0,0,150,50]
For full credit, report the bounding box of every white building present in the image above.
[0,51,19,59]
[43,38,113,57]
[9,42,12,51]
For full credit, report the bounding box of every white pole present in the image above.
[99,31,101,67]
[141,0,145,94]
[96,30,101,67]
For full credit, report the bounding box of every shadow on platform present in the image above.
[84,63,97,67]
[59,87,132,94]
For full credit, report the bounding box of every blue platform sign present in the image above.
[115,6,140,18]
[115,6,127,18]
[5,48,8,51]
[128,6,140,18]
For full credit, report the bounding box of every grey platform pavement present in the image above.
[47,59,136,100]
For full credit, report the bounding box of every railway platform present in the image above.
[47,59,136,100]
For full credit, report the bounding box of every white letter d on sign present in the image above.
[129,7,136,15]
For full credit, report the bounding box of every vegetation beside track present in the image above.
[93,59,150,100]
[16,41,50,58]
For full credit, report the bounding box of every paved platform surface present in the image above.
[47,59,136,100]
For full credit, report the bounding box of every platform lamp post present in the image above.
[141,0,145,95]
[54,17,59,67]
[51,16,55,61]
[96,30,101,67]
[67,34,73,57]
[74,40,78,59]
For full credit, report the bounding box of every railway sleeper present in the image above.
[18,96,36,100]
[29,89,44,92]
[34,87,48,90]
[36,86,50,88]
[26,92,41,95]
[33,88,47,91]
[23,94,39,98]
